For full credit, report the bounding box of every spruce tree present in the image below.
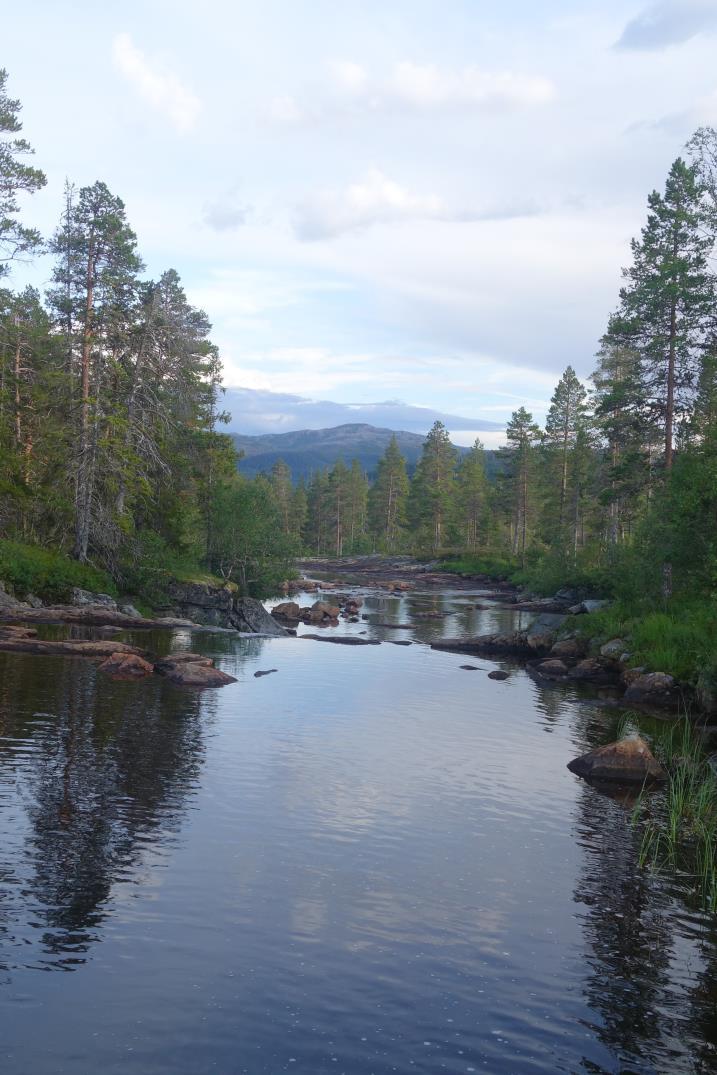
[543,366,588,537]
[455,438,487,550]
[367,435,409,551]
[408,421,457,552]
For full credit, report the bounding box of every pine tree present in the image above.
[617,158,713,472]
[0,69,46,276]
[48,181,142,561]
[501,408,542,566]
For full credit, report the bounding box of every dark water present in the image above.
[1,588,716,1074]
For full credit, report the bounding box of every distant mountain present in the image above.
[232,423,495,482]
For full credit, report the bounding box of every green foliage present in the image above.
[0,540,115,601]
[573,599,717,684]
[632,720,717,910]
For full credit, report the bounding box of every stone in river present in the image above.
[460,664,481,671]
[300,634,380,646]
[254,669,278,677]
[98,652,154,680]
[488,670,509,680]
[567,734,666,784]
[161,662,237,688]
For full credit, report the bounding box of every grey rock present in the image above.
[119,603,142,618]
[232,597,289,636]
[71,588,118,609]
[600,638,627,659]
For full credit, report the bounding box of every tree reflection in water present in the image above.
[0,650,210,971]
[573,773,716,1074]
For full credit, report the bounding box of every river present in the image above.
[0,584,716,1074]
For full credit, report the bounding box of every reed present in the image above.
[631,718,717,910]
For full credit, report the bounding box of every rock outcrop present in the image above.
[568,734,666,784]
[162,582,288,635]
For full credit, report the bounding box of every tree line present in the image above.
[0,68,293,595]
[4,60,717,605]
[264,132,717,609]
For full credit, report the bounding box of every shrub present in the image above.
[0,540,116,602]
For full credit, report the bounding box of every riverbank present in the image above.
[436,553,717,720]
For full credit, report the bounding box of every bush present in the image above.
[574,599,717,684]
[0,540,116,602]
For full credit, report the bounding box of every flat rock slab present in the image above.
[254,669,278,677]
[460,664,481,671]
[0,637,146,658]
[300,634,381,646]
[387,640,412,646]
[0,605,194,629]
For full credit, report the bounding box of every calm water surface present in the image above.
[1,588,716,1074]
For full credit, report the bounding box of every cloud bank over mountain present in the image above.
[222,386,504,442]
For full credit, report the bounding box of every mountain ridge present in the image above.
[232,422,490,481]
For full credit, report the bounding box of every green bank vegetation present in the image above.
[630,719,717,911]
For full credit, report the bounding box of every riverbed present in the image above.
[0,585,715,1074]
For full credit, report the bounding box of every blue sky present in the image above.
[5,0,717,443]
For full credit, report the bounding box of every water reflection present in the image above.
[0,597,716,1074]
[0,652,206,971]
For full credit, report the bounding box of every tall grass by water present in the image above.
[630,719,717,911]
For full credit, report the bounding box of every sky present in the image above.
[5,0,717,445]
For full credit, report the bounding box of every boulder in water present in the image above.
[568,734,666,784]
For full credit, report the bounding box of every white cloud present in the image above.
[293,169,541,240]
[388,61,555,110]
[294,169,443,240]
[112,32,200,133]
[270,59,555,126]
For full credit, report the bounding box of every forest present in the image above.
[2,64,717,634]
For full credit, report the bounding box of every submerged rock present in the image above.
[254,669,278,677]
[568,734,666,784]
[300,634,380,645]
[488,670,509,681]
[98,652,154,680]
